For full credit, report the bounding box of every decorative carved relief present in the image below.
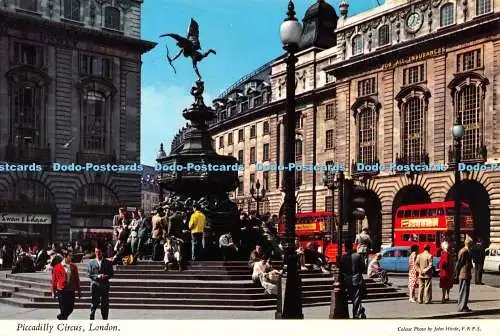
[419,1,430,11]
[432,0,443,7]
[368,32,372,52]
[462,0,468,21]
[395,21,401,43]
[400,7,412,20]
[344,28,355,39]
[117,0,133,13]
[90,1,96,26]
[428,10,433,32]
[47,0,54,17]
[95,0,112,5]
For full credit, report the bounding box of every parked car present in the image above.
[378,246,440,273]
[483,245,500,273]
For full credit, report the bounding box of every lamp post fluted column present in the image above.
[250,180,266,217]
[452,117,465,263]
[277,0,303,319]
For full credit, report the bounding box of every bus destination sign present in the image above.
[401,218,439,228]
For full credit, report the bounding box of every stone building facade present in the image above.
[0,0,155,243]
[187,0,500,248]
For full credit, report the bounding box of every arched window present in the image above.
[402,98,425,163]
[12,83,42,145]
[75,184,118,206]
[104,7,121,30]
[64,0,81,21]
[352,35,363,56]
[12,180,52,205]
[20,0,37,11]
[440,3,454,27]
[295,139,303,161]
[357,107,377,164]
[458,85,482,160]
[295,171,302,188]
[83,91,106,152]
[476,0,491,16]
[378,25,390,47]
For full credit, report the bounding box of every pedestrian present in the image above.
[51,250,81,320]
[188,203,206,261]
[367,253,389,284]
[415,244,433,304]
[408,244,419,303]
[87,247,114,320]
[136,209,150,259]
[471,237,486,285]
[219,232,238,261]
[355,227,372,272]
[339,241,366,319]
[437,241,453,303]
[151,207,166,261]
[129,211,140,255]
[456,237,474,312]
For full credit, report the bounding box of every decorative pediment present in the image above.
[6,65,51,86]
[351,97,381,118]
[447,72,490,95]
[77,76,117,98]
[395,85,431,108]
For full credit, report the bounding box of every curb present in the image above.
[416,308,500,319]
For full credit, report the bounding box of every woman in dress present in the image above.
[438,241,453,302]
[408,244,419,302]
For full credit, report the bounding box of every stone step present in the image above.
[301,291,408,305]
[0,298,275,311]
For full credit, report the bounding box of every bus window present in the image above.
[411,234,418,242]
[411,210,419,217]
[446,208,454,216]
[419,234,427,242]
[404,210,412,217]
[427,234,435,242]
[419,209,428,216]
[402,234,411,241]
[429,209,437,216]
[437,208,444,216]
[397,210,404,218]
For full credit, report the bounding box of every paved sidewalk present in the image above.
[0,277,498,319]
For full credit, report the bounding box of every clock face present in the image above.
[406,11,423,33]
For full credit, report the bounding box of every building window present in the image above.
[254,96,263,107]
[357,108,377,164]
[104,7,121,30]
[378,25,390,46]
[11,83,42,145]
[219,136,224,149]
[63,0,81,21]
[326,129,334,149]
[250,147,256,164]
[295,171,302,188]
[402,98,425,163]
[76,184,118,206]
[476,0,491,15]
[325,103,336,120]
[457,49,481,72]
[19,0,37,11]
[403,64,425,85]
[358,78,376,97]
[83,91,107,152]
[296,112,302,129]
[13,42,43,67]
[326,160,334,169]
[229,105,237,116]
[352,35,363,56]
[263,171,269,191]
[250,173,255,187]
[295,140,303,160]
[325,196,334,212]
[238,129,244,142]
[263,121,270,135]
[228,133,233,145]
[12,180,51,205]
[250,125,256,138]
[238,177,244,195]
[263,143,270,161]
[458,85,482,160]
[440,3,454,27]
[238,149,244,164]
[241,100,249,113]
[80,55,112,78]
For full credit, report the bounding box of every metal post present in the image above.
[454,136,462,261]
[280,40,303,320]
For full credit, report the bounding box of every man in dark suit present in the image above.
[87,247,114,320]
[339,240,366,319]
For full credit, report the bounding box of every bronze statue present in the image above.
[160,19,216,81]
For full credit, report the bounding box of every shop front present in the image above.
[0,211,53,248]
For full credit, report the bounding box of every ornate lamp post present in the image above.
[452,116,465,261]
[250,180,266,217]
[156,143,167,205]
[277,0,303,319]
[323,171,349,318]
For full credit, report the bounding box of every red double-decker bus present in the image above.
[394,201,474,255]
[278,211,342,263]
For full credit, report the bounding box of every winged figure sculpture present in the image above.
[160,19,216,81]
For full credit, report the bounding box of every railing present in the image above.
[76,151,116,164]
[4,143,51,164]
[395,151,430,166]
[448,144,487,165]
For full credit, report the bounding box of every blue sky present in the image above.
[140,0,384,166]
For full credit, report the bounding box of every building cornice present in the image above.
[324,12,500,78]
[0,9,156,54]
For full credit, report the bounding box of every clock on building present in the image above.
[406,10,423,33]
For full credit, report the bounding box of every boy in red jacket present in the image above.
[51,250,81,320]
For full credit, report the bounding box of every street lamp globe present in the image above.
[452,123,465,138]
[280,1,302,46]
